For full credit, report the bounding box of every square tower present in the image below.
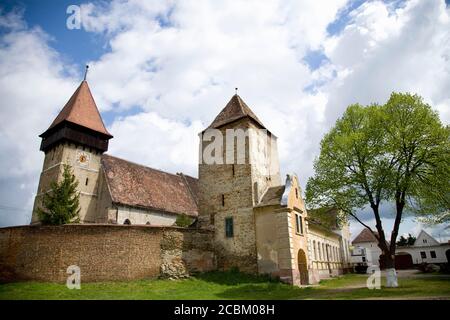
[198,94,281,272]
[32,80,113,224]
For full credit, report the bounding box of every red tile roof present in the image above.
[47,81,112,137]
[101,154,198,217]
[352,228,378,243]
[208,94,266,130]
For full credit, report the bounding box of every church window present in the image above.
[420,251,426,259]
[295,188,298,199]
[222,194,225,206]
[423,239,427,243]
[318,243,321,260]
[430,251,436,258]
[225,217,234,238]
[85,178,89,186]
[124,219,131,225]
[146,221,151,225]
[299,216,303,234]
[313,241,317,260]
[295,214,303,234]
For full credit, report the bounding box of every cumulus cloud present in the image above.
[0,0,448,233]
[322,0,450,123]
[108,111,203,176]
[0,10,78,225]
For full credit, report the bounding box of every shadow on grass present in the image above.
[194,270,280,286]
[212,283,310,300]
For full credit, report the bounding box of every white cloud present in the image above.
[108,111,203,176]
[0,10,78,225]
[322,0,450,123]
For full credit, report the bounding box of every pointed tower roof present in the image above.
[44,80,112,137]
[208,94,266,130]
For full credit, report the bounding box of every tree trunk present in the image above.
[383,253,398,288]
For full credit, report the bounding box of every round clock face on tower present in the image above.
[76,150,90,167]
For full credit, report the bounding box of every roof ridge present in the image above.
[207,94,267,131]
[101,154,199,217]
[179,173,198,207]
[46,81,112,137]
[102,154,194,180]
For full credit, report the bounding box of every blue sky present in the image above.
[0,0,449,241]
[1,0,103,65]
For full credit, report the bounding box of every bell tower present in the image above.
[198,94,281,272]
[31,80,113,224]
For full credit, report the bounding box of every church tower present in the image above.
[31,80,113,224]
[198,94,281,272]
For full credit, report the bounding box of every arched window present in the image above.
[313,241,317,260]
[146,221,151,225]
[318,242,321,261]
[322,243,326,261]
[124,219,131,225]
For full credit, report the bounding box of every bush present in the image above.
[439,264,450,274]
[418,263,440,273]
[175,215,194,227]
[354,265,368,274]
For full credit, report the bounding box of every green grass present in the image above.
[1,271,449,300]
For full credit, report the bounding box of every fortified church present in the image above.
[32,79,352,285]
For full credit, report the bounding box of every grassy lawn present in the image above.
[1,271,449,300]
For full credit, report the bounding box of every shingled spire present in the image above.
[208,94,267,130]
[39,80,113,153]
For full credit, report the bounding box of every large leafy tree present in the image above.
[306,92,449,287]
[37,164,81,225]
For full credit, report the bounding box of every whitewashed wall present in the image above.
[117,206,178,226]
[397,245,450,264]
[354,242,382,267]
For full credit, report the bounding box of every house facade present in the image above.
[351,228,450,269]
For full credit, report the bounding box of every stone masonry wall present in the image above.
[0,224,215,283]
[32,142,103,224]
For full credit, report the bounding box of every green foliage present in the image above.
[175,215,194,227]
[396,234,415,246]
[397,235,408,246]
[407,234,416,246]
[306,92,449,255]
[383,93,450,221]
[37,164,80,225]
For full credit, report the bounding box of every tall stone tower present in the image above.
[198,94,281,272]
[31,80,113,224]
